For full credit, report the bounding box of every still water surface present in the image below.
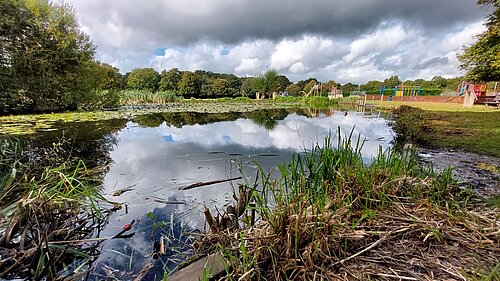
[7,108,391,278]
[79,108,393,279]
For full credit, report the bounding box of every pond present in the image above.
[17,108,394,280]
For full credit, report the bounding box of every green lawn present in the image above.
[388,104,500,157]
[370,100,499,112]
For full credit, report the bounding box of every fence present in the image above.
[366,94,464,103]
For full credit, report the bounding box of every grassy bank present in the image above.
[370,100,498,112]
[391,105,500,157]
[197,134,499,280]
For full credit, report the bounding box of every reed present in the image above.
[198,129,498,280]
[119,90,180,105]
[0,138,112,280]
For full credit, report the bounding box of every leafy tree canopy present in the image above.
[127,68,160,91]
[0,0,97,114]
[253,70,279,98]
[459,0,499,82]
[178,71,200,97]
[159,68,181,91]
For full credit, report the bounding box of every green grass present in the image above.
[370,100,498,112]
[119,90,180,104]
[392,105,500,157]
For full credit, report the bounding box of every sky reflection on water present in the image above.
[91,110,393,279]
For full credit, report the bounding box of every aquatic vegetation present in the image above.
[0,98,358,136]
[0,138,113,280]
[195,132,498,280]
[119,90,180,105]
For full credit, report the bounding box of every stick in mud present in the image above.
[179,176,242,190]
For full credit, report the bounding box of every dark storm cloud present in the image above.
[73,0,486,48]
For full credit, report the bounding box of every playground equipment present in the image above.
[305,83,321,97]
[457,81,490,107]
[328,86,342,99]
[392,84,421,97]
[456,81,487,97]
[379,84,420,100]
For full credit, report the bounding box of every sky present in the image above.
[67,0,492,84]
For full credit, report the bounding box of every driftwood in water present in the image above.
[179,176,242,190]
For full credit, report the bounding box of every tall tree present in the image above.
[240,77,255,97]
[340,82,358,93]
[126,68,160,91]
[178,71,200,98]
[253,70,279,98]
[212,78,231,97]
[159,68,181,91]
[360,80,381,91]
[276,75,291,91]
[459,0,499,82]
[383,76,402,88]
[0,0,96,113]
[285,83,301,96]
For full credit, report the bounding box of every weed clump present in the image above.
[197,132,499,280]
[0,138,112,280]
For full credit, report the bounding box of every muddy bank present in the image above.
[418,147,500,196]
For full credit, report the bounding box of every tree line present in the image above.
[1,0,497,115]
[121,68,472,98]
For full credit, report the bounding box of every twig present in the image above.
[47,237,111,244]
[179,176,242,190]
[333,230,403,266]
[375,273,417,280]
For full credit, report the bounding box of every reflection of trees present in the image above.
[24,118,127,169]
[134,109,295,131]
[134,112,243,128]
[244,109,289,131]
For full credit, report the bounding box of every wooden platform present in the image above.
[168,252,227,281]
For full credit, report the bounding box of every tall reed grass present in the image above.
[119,90,180,105]
[198,129,497,280]
[0,138,112,280]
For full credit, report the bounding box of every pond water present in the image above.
[20,108,394,280]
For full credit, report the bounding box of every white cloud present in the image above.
[344,24,409,63]
[440,21,486,52]
[67,0,490,84]
[235,58,261,74]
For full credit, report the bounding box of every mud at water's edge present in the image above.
[418,147,500,197]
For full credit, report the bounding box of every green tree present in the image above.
[431,76,447,88]
[76,61,120,109]
[240,77,255,97]
[159,68,181,91]
[276,75,291,91]
[0,0,96,113]
[285,84,301,96]
[127,68,160,91]
[178,71,200,98]
[360,80,381,91]
[340,82,358,94]
[383,76,402,88]
[323,80,340,91]
[253,70,279,98]
[212,78,231,97]
[459,0,499,81]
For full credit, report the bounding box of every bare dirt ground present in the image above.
[418,148,500,196]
